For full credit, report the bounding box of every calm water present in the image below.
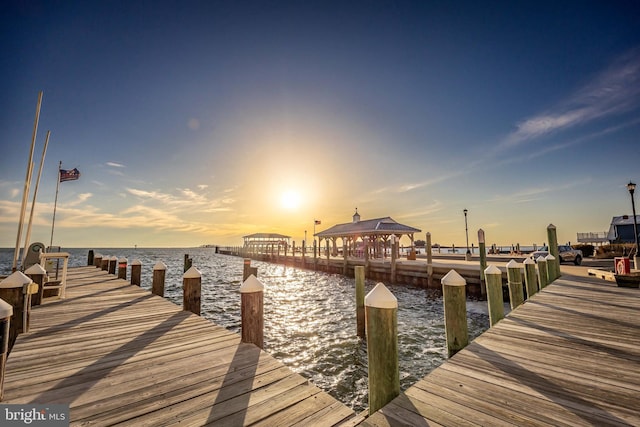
[1,247,491,412]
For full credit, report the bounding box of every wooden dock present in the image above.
[363,273,640,426]
[3,266,358,426]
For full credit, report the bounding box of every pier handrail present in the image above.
[39,252,69,298]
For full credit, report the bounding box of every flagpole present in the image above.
[12,91,43,272]
[22,130,51,266]
[50,161,62,248]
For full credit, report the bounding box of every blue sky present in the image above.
[1,1,639,248]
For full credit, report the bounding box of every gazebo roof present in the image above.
[243,233,290,239]
[315,216,421,238]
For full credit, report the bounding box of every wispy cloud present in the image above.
[106,162,125,168]
[504,46,640,146]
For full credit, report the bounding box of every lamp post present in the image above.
[463,209,471,260]
[627,181,639,270]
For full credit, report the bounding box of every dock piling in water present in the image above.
[365,282,399,415]
[442,270,468,357]
[108,256,117,275]
[182,266,201,316]
[478,229,487,298]
[241,274,264,349]
[152,261,167,297]
[117,257,128,280]
[131,259,142,286]
[484,265,504,327]
[355,265,365,338]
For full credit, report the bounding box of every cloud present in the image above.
[106,162,125,168]
[504,46,640,147]
[197,184,208,190]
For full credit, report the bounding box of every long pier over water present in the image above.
[3,264,639,426]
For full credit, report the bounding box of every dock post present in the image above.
[441,270,468,357]
[152,261,167,297]
[183,254,192,273]
[478,229,487,298]
[523,257,538,299]
[241,274,264,349]
[117,257,128,280]
[506,260,524,309]
[0,272,33,354]
[426,232,433,288]
[342,241,348,275]
[101,256,109,271]
[93,253,102,268]
[545,254,558,283]
[390,235,398,284]
[243,258,258,282]
[25,263,46,306]
[547,224,561,279]
[484,265,504,326]
[355,265,366,338]
[87,250,94,266]
[131,259,142,286]
[365,283,399,414]
[0,298,12,401]
[108,256,117,275]
[183,266,201,316]
[537,257,549,289]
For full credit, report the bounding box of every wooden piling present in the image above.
[25,263,46,306]
[117,257,128,280]
[441,270,468,357]
[0,272,32,354]
[131,259,142,287]
[537,257,549,289]
[0,298,12,401]
[355,265,366,338]
[390,236,398,283]
[506,260,524,309]
[426,232,433,288]
[240,274,264,349]
[183,254,193,273]
[545,254,558,283]
[242,258,257,282]
[152,261,167,297]
[182,266,201,316]
[365,282,399,415]
[87,250,94,266]
[484,265,504,327]
[478,229,487,298]
[547,224,561,279]
[93,253,102,268]
[100,256,109,271]
[523,257,538,299]
[108,256,117,275]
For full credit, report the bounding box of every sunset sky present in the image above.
[1,1,639,248]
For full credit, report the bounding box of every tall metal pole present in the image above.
[50,161,62,248]
[13,91,43,271]
[628,181,639,269]
[463,209,470,254]
[22,130,51,266]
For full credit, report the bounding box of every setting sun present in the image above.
[280,190,301,210]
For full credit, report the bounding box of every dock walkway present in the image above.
[3,266,358,426]
[363,273,640,426]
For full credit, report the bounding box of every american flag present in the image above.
[60,168,81,182]
[314,220,321,225]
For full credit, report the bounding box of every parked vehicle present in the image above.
[530,245,583,265]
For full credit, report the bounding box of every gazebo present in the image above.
[315,209,421,258]
[242,233,290,254]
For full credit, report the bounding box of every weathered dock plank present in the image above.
[3,266,356,426]
[362,273,640,426]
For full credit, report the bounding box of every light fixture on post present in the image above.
[463,209,471,261]
[627,181,639,270]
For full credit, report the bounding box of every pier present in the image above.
[3,266,359,426]
[362,273,640,426]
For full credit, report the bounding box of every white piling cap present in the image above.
[111,255,118,260]
[484,265,502,275]
[118,257,127,263]
[441,269,466,287]
[506,259,521,269]
[131,259,142,266]
[545,254,556,261]
[0,298,12,318]
[183,266,201,279]
[25,263,47,275]
[241,274,264,293]
[365,282,397,308]
[523,257,535,265]
[0,271,33,288]
[547,223,556,229]
[95,253,102,258]
[153,261,167,271]
[477,229,485,243]
[536,256,547,263]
